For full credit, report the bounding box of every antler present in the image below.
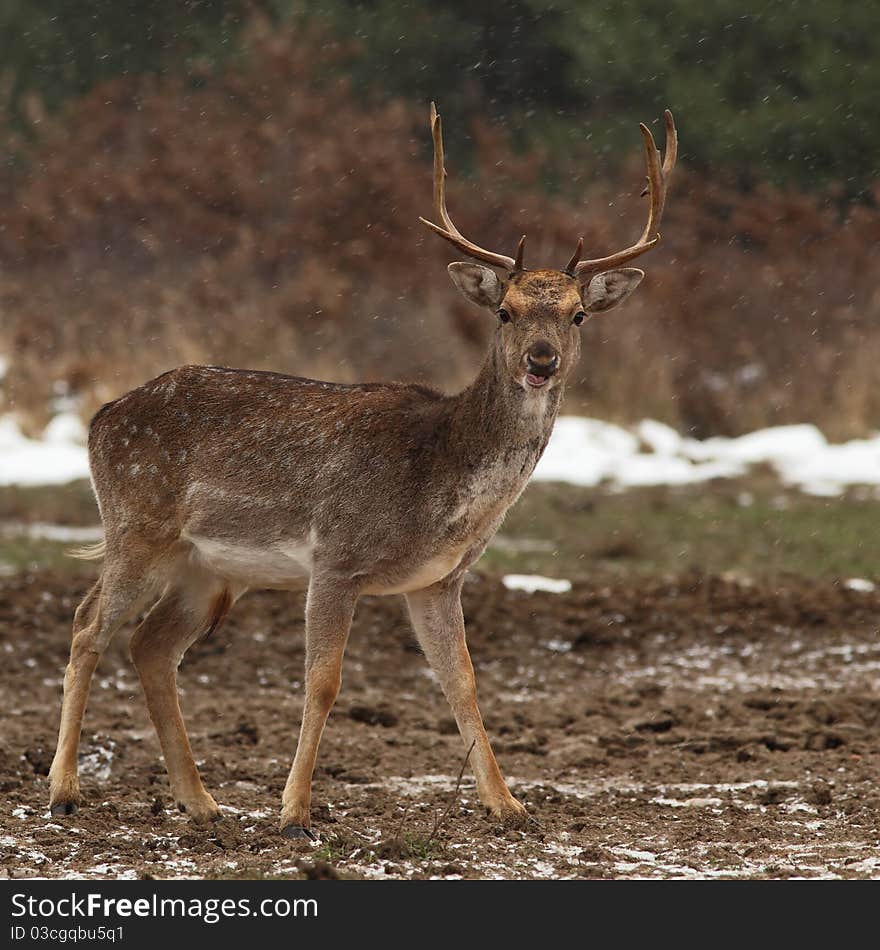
[419,102,524,272]
[568,110,677,279]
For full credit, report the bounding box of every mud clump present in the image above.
[348,705,399,728]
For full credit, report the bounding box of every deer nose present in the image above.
[525,341,560,377]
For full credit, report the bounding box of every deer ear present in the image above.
[448,262,505,309]
[580,268,644,313]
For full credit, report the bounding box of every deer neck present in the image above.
[448,333,562,464]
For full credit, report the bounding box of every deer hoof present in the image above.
[281,824,316,841]
[489,797,529,826]
[50,801,78,818]
[176,799,221,825]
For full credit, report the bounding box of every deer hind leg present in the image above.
[280,575,358,838]
[130,575,235,824]
[406,579,527,822]
[49,558,155,817]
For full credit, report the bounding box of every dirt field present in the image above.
[2,566,880,880]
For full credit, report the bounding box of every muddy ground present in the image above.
[2,568,880,879]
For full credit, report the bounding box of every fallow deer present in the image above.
[49,104,676,837]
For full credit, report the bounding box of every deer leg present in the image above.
[280,575,358,838]
[130,580,234,824]
[49,565,152,817]
[406,578,526,822]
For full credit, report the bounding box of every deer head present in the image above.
[420,103,677,391]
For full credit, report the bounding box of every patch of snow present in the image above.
[19,848,50,865]
[773,437,880,496]
[97,674,135,693]
[534,418,639,487]
[651,796,725,809]
[534,416,880,496]
[0,412,89,486]
[844,578,876,593]
[55,864,139,880]
[844,857,880,874]
[541,638,573,653]
[0,522,103,543]
[637,419,683,456]
[683,424,826,466]
[614,847,659,863]
[218,804,272,819]
[44,412,87,444]
[79,742,115,782]
[502,575,572,594]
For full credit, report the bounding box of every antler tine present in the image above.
[572,111,677,279]
[429,102,456,237]
[641,112,677,196]
[514,235,526,271]
[419,102,520,272]
[564,237,584,276]
[662,109,677,177]
[637,120,664,245]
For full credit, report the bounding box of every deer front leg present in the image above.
[406,577,526,822]
[280,575,358,839]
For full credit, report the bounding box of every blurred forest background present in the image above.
[0,0,878,438]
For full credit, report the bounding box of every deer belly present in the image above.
[363,549,464,596]
[186,534,313,587]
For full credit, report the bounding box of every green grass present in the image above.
[0,481,100,578]
[0,481,99,525]
[1,477,878,582]
[311,831,362,865]
[0,536,98,576]
[485,478,880,581]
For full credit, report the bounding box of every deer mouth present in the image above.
[525,373,550,389]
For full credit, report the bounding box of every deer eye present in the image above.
[497,309,511,324]
[573,311,586,326]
